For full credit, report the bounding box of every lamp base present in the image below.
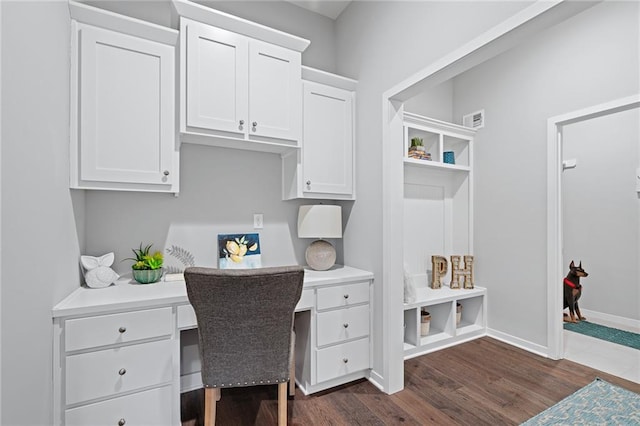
[305,240,336,271]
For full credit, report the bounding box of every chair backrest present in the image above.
[184,265,304,389]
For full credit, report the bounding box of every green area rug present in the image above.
[564,320,640,350]
[521,378,640,425]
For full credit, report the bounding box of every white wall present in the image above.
[1,2,80,425]
[0,1,3,420]
[452,1,639,347]
[562,107,639,321]
[333,0,533,385]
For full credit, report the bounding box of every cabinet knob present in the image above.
[306,180,311,186]
[343,323,349,328]
[343,294,349,299]
[118,368,127,376]
[118,326,126,333]
[342,358,349,364]
[163,170,170,176]
[252,121,258,127]
[239,120,245,126]
[118,419,126,426]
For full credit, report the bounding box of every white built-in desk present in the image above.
[52,265,374,426]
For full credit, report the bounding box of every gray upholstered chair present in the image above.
[184,265,304,426]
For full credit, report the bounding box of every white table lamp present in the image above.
[298,205,342,271]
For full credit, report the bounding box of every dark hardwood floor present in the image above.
[181,337,640,425]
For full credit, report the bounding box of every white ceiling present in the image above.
[286,0,352,19]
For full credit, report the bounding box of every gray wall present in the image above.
[0,1,334,425]
[333,0,533,380]
[562,107,639,321]
[1,2,79,425]
[452,1,639,346]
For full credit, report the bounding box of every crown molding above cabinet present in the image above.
[171,0,310,53]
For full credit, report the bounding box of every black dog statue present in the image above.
[563,260,588,323]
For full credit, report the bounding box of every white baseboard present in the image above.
[368,369,385,393]
[580,309,640,332]
[487,328,549,358]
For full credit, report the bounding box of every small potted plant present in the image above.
[127,243,164,284]
[410,137,425,152]
[409,137,431,160]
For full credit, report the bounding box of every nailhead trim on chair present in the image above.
[210,377,290,388]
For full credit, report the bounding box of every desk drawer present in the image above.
[66,339,173,405]
[317,281,369,310]
[316,305,369,347]
[65,385,173,426]
[65,307,173,351]
[316,338,370,383]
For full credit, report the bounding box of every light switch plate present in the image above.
[254,213,263,229]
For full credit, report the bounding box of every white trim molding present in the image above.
[546,94,640,359]
[380,0,600,394]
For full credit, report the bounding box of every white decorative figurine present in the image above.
[80,252,119,289]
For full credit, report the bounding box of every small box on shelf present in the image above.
[420,308,431,336]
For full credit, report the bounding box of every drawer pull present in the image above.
[118,326,127,333]
[343,323,349,328]
[342,358,349,364]
[118,368,127,376]
[343,294,349,299]
[118,419,126,426]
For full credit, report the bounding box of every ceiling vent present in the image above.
[463,110,485,129]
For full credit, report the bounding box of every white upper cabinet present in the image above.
[248,40,301,141]
[69,2,179,193]
[302,81,354,196]
[180,17,303,153]
[283,67,357,200]
[185,22,248,136]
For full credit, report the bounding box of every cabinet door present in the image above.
[302,81,353,195]
[248,40,301,142]
[78,25,175,186]
[185,20,248,135]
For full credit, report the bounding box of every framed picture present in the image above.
[218,233,262,269]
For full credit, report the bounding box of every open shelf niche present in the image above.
[402,112,487,359]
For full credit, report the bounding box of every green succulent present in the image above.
[126,243,164,270]
[411,137,424,147]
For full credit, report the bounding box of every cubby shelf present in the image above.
[403,283,487,359]
[404,157,470,172]
[403,112,474,171]
[402,112,482,359]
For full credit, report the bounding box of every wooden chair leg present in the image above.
[289,331,296,397]
[278,382,288,426]
[204,387,220,426]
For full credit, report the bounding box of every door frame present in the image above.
[545,94,640,359]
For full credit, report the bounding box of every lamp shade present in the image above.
[297,205,342,239]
